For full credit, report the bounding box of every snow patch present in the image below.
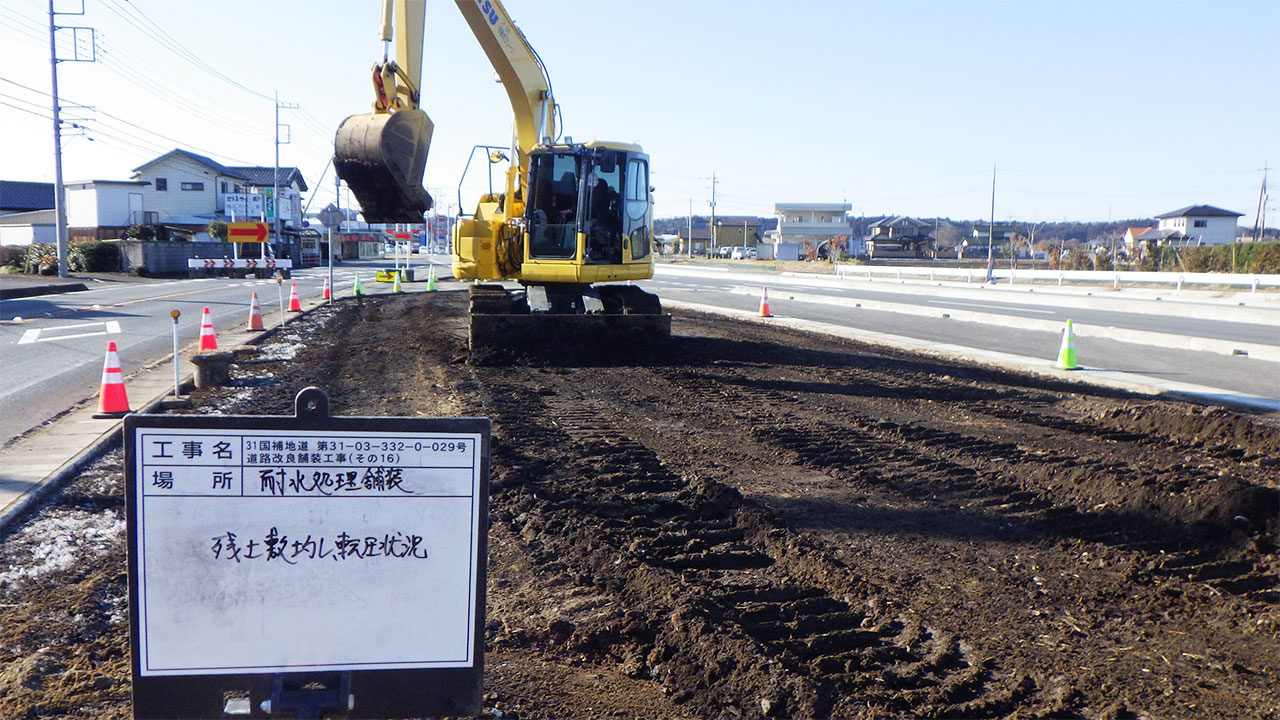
[0,509,124,588]
[256,341,305,361]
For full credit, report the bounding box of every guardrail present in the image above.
[187,258,293,270]
[833,264,1280,291]
[187,258,294,278]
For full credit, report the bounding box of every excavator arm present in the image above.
[336,0,559,225]
[334,0,434,223]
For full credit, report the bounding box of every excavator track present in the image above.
[468,284,671,358]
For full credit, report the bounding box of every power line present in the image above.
[0,90,49,111]
[1,74,261,165]
[0,98,50,120]
[0,6,45,34]
[99,0,273,102]
[92,36,273,139]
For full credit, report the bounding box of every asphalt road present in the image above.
[645,264,1280,403]
[1,258,1276,446]
[0,258,424,443]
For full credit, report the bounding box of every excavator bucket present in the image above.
[334,109,435,223]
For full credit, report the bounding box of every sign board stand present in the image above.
[124,388,490,719]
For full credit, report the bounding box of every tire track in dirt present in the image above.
[463,366,1067,718]
[645,358,1279,606]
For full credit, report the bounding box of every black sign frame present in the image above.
[124,388,490,719]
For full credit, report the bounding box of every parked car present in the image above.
[731,247,756,260]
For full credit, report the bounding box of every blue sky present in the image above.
[1,0,1276,226]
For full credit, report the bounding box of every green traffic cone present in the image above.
[427,264,437,292]
[393,271,403,293]
[353,273,363,297]
[1055,319,1078,370]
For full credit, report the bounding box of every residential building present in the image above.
[0,181,54,213]
[1122,225,1181,248]
[865,216,934,259]
[66,180,153,242]
[0,181,56,245]
[768,202,851,258]
[123,149,308,239]
[712,216,765,250]
[676,227,714,256]
[962,223,1024,259]
[1154,205,1243,246]
[1123,226,1156,247]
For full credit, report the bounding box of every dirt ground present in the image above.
[1,289,1277,719]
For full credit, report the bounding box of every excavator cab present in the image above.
[520,143,652,280]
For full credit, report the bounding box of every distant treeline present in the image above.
[656,216,1274,246]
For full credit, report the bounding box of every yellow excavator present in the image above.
[335,0,670,351]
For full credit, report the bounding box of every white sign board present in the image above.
[130,426,484,677]
[223,193,265,218]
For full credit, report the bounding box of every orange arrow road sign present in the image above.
[227,222,269,243]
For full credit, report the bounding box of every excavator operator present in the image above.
[586,169,622,264]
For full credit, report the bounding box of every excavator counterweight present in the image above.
[334,108,434,223]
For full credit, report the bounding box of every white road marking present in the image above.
[943,301,1056,314]
[16,320,122,344]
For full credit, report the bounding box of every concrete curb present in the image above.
[663,299,1280,416]
[0,282,89,300]
[725,286,1280,362]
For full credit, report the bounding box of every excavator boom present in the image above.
[334,0,434,223]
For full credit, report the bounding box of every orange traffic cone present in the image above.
[759,286,772,317]
[248,292,264,330]
[198,306,218,351]
[322,274,331,300]
[288,281,302,312]
[93,341,130,418]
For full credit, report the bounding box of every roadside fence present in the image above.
[833,264,1280,292]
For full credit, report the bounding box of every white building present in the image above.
[121,149,307,240]
[67,180,153,231]
[1154,205,1242,246]
[767,202,851,258]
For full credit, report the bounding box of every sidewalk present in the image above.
[0,273,87,300]
[0,270,172,301]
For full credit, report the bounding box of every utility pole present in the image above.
[986,165,996,283]
[47,0,68,277]
[709,172,718,256]
[274,92,299,260]
[1253,164,1268,243]
[687,197,693,258]
[46,1,95,278]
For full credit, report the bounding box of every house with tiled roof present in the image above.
[1122,226,1171,248]
[1154,204,1243,246]
[866,216,934,259]
[223,166,308,193]
[127,149,307,230]
[0,181,55,214]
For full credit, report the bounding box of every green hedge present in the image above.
[69,241,119,272]
[1179,242,1280,274]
